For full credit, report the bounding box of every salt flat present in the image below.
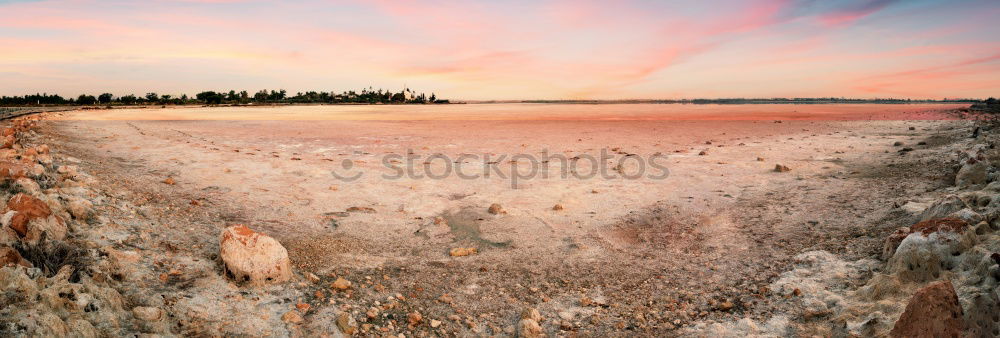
[35,104,970,335]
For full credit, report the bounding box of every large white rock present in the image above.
[219,225,292,285]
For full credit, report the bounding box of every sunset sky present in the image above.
[1,0,999,100]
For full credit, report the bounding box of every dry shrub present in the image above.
[15,238,93,283]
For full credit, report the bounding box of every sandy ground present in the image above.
[33,104,971,335]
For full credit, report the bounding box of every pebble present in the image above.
[407,311,422,326]
[449,247,477,257]
[281,311,303,324]
[488,203,505,215]
[331,277,352,290]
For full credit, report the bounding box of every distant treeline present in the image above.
[509,98,982,104]
[0,88,449,106]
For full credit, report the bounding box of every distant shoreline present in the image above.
[467,99,980,105]
[1,99,980,108]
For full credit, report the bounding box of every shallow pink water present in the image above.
[59,103,967,121]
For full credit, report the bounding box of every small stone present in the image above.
[430,319,442,328]
[717,300,734,311]
[67,198,93,220]
[163,177,176,185]
[331,277,352,290]
[296,302,311,312]
[346,206,376,213]
[336,312,357,335]
[518,319,543,338]
[132,306,164,322]
[893,141,904,146]
[698,150,708,156]
[306,272,320,283]
[407,311,423,326]
[0,246,31,268]
[521,308,542,322]
[756,157,765,162]
[552,204,564,211]
[282,310,303,324]
[774,164,791,172]
[13,178,40,195]
[488,203,506,215]
[449,247,478,257]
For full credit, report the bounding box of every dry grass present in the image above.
[15,238,93,283]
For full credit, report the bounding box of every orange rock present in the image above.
[0,246,31,268]
[6,212,29,237]
[487,203,505,215]
[163,177,176,185]
[7,193,52,219]
[890,280,964,337]
[407,311,423,326]
[331,277,352,290]
[0,161,31,179]
[0,149,16,161]
[1,135,14,149]
[911,218,967,236]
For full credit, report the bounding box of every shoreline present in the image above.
[1,109,996,336]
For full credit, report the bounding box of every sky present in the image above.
[1,0,999,100]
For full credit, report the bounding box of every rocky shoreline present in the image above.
[2,110,998,336]
[687,110,1000,336]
